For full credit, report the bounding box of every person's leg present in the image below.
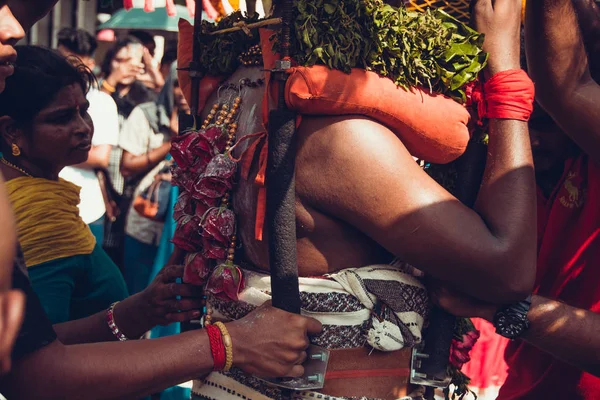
[123,235,158,296]
[88,215,105,247]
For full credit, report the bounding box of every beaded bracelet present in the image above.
[206,324,226,371]
[106,301,128,341]
[214,322,233,372]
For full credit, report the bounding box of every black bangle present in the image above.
[146,153,151,166]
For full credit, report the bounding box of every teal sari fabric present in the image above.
[148,185,192,400]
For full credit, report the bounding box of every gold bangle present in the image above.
[214,322,233,371]
[102,80,116,93]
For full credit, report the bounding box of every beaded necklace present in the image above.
[199,77,265,327]
[1,158,33,178]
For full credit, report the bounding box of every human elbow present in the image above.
[488,249,536,303]
[120,164,134,178]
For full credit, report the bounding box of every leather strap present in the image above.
[322,347,412,399]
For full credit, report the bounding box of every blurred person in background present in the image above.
[129,30,165,92]
[56,27,120,247]
[100,37,158,269]
[160,47,178,82]
[120,63,188,295]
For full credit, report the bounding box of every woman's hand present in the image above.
[140,264,204,326]
[471,0,522,77]
[115,265,204,339]
[227,302,323,378]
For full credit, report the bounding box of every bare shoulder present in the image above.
[295,115,448,209]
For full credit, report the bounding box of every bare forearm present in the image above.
[526,0,600,162]
[121,143,171,178]
[473,119,537,295]
[3,332,213,400]
[526,0,588,97]
[572,0,600,60]
[54,294,155,345]
[478,295,600,376]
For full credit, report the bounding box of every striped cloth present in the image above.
[192,264,429,400]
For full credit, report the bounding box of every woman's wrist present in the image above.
[112,293,156,339]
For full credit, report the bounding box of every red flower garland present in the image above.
[171,128,245,301]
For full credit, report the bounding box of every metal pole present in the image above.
[267,0,301,315]
[189,0,205,118]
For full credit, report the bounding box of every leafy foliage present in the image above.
[196,11,262,76]
[287,0,488,101]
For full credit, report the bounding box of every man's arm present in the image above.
[120,143,171,178]
[519,296,600,377]
[1,304,321,400]
[434,288,600,377]
[301,0,534,304]
[525,0,600,163]
[571,0,600,79]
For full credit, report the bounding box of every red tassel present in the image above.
[186,0,196,17]
[166,0,177,16]
[144,0,155,12]
[123,0,134,10]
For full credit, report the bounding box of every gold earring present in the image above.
[11,143,20,157]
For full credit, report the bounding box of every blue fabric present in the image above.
[124,235,158,295]
[89,215,105,247]
[148,185,191,400]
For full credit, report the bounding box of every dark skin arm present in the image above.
[526,0,600,163]
[120,142,171,179]
[571,0,600,78]
[0,304,322,400]
[54,265,203,345]
[433,287,600,377]
[299,0,535,303]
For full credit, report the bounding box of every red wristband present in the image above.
[468,69,535,124]
[206,324,226,371]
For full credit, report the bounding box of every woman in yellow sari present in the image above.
[0,46,195,325]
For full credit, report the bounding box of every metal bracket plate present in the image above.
[409,348,452,389]
[258,345,330,391]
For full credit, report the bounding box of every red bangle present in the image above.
[106,302,128,341]
[206,324,226,371]
[468,69,535,124]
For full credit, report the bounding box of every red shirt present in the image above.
[498,155,600,400]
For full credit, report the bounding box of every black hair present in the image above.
[100,36,142,78]
[57,28,98,57]
[0,46,94,127]
[129,30,155,47]
[161,47,177,67]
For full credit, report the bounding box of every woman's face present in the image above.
[18,83,93,172]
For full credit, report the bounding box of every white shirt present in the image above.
[119,106,171,246]
[60,88,119,224]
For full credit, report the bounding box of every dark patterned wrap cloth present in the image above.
[192,263,429,400]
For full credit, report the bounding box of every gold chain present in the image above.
[0,158,32,177]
